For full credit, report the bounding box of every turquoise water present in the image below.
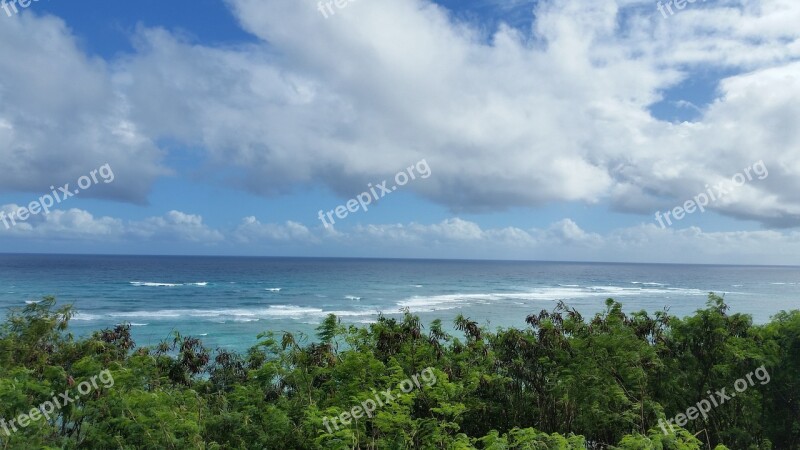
[0,254,798,352]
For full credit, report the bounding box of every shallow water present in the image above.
[1,254,798,352]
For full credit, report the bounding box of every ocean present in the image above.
[0,254,798,352]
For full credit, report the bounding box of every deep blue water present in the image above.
[0,254,798,352]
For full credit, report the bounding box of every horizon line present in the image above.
[0,252,797,269]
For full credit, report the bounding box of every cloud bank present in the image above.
[1,0,799,261]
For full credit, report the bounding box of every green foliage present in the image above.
[0,293,797,449]
[613,426,704,450]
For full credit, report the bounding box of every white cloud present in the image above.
[0,207,222,243]
[234,217,316,243]
[0,204,123,239]
[314,216,792,264]
[343,218,800,264]
[0,15,169,203]
[99,0,800,225]
[542,219,604,247]
[129,211,225,243]
[2,206,800,264]
[2,0,800,259]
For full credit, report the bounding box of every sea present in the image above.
[0,254,798,353]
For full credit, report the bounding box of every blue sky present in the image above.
[1,0,799,263]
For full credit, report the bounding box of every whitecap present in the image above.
[130,281,181,287]
[397,285,706,313]
[73,313,102,321]
[129,281,207,287]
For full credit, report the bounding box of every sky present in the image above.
[0,0,799,264]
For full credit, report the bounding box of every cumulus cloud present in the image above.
[343,218,800,264]
[0,207,222,243]
[234,217,316,243]
[0,204,123,239]
[97,0,800,225]
[2,0,800,255]
[0,15,168,203]
[129,211,224,242]
[2,204,800,264]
